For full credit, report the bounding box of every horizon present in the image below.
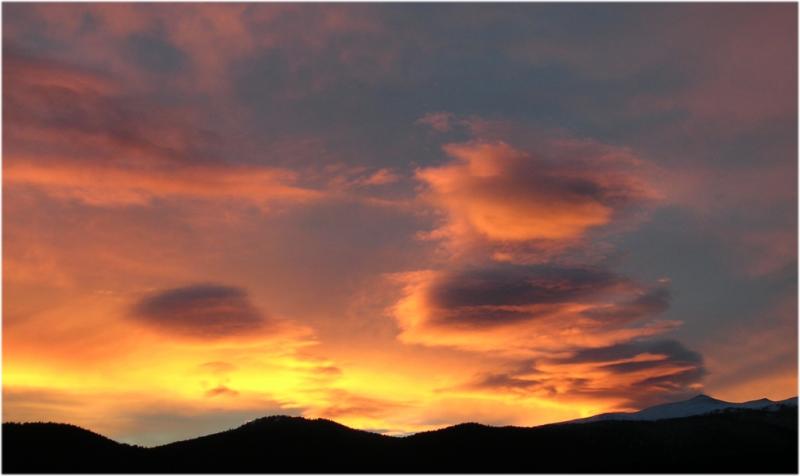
[3,3,798,447]
[7,392,799,447]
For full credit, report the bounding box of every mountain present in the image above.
[146,415,394,473]
[571,394,799,423]
[3,400,797,473]
[2,422,145,472]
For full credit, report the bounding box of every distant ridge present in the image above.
[570,394,799,423]
[3,396,797,473]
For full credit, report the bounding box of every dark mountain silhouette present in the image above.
[2,422,145,473]
[4,400,797,473]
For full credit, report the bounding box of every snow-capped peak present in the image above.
[570,394,797,424]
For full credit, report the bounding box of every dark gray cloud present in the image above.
[428,264,621,309]
[131,284,267,338]
[561,339,703,367]
[422,264,669,329]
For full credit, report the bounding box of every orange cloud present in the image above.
[205,385,240,398]
[5,158,321,209]
[458,339,705,410]
[416,140,656,258]
[307,389,408,421]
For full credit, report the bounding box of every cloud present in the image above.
[553,339,706,407]
[579,285,670,323]
[3,50,322,208]
[4,48,414,215]
[391,119,703,411]
[416,139,656,258]
[205,385,239,398]
[4,49,324,210]
[4,51,119,95]
[314,365,342,376]
[558,339,702,368]
[2,387,85,418]
[131,284,268,339]
[427,264,621,311]
[359,168,401,186]
[322,165,403,191]
[5,158,322,209]
[461,339,705,409]
[416,112,455,132]
[4,50,199,164]
[392,264,677,354]
[124,31,189,73]
[393,131,696,408]
[307,389,407,420]
[198,361,238,374]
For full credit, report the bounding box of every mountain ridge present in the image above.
[5,393,797,443]
[3,395,797,473]
[569,393,798,424]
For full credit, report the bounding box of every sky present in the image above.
[2,3,797,446]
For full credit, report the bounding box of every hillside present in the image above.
[4,406,797,473]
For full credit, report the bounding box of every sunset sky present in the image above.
[3,3,797,446]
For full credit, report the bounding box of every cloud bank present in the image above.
[393,121,704,408]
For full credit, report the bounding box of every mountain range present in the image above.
[570,394,798,423]
[3,394,797,473]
